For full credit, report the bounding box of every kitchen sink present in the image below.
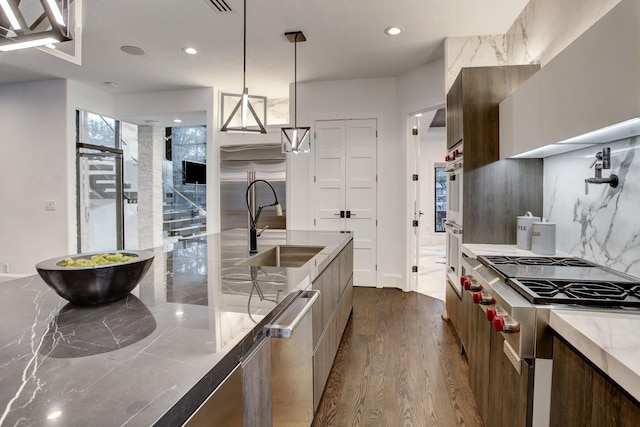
[237,245,325,268]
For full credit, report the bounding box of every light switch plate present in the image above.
[45,200,56,211]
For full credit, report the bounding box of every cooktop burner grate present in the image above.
[507,278,640,306]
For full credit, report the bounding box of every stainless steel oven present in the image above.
[444,146,463,294]
[445,147,463,226]
[444,221,463,295]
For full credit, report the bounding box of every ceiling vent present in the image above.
[204,0,233,13]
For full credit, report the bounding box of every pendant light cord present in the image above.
[294,32,298,127]
[243,0,247,89]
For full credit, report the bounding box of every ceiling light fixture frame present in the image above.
[281,31,310,154]
[0,0,73,52]
[220,0,267,134]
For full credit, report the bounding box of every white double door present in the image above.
[314,119,377,287]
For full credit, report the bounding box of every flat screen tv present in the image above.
[183,160,207,184]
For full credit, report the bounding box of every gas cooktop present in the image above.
[478,255,640,307]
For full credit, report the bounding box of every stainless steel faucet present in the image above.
[245,179,283,254]
[585,147,618,194]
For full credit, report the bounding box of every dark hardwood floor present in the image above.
[312,287,484,427]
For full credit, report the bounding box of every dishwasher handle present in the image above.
[265,290,320,338]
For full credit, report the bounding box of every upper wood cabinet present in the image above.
[446,76,463,150]
[500,0,640,158]
[446,65,542,244]
[447,65,539,171]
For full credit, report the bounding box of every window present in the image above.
[435,166,446,232]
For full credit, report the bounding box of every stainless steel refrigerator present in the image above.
[220,144,286,232]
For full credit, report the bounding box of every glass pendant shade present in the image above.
[281,126,311,153]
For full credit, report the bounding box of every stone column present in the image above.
[137,125,164,250]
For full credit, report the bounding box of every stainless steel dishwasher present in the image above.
[266,290,319,427]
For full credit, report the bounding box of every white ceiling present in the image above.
[0,0,528,102]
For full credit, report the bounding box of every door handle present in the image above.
[265,290,320,338]
[334,211,345,218]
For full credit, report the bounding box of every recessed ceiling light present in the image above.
[384,26,402,36]
[120,45,145,56]
[415,113,422,117]
[145,120,160,125]
[173,119,183,123]
[182,47,198,55]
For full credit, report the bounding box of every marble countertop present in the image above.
[0,229,352,427]
[549,309,640,402]
[462,243,570,259]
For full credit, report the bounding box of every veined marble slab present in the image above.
[462,243,570,259]
[0,229,352,427]
[549,309,640,402]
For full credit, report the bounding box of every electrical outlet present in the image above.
[45,200,56,211]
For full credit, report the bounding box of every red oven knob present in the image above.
[445,155,450,161]
[462,277,472,291]
[472,292,482,304]
[493,316,505,332]
[486,307,497,322]
[460,275,467,286]
[454,149,459,158]
[472,292,494,305]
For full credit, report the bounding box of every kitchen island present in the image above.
[0,229,353,426]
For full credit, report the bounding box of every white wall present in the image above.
[0,80,69,274]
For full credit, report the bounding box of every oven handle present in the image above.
[444,221,463,234]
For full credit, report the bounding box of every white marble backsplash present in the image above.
[544,136,640,277]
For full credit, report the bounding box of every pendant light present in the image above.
[220,0,267,134]
[0,0,72,52]
[281,31,310,154]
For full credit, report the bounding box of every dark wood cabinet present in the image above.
[550,337,640,426]
[487,331,532,427]
[464,294,492,421]
[444,279,462,343]
[461,292,532,427]
[446,76,463,150]
[445,65,544,245]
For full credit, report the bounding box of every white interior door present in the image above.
[315,120,346,231]
[345,119,377,286]
[315,119,377,287]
